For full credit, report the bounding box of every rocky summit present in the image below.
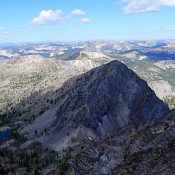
[22,60,169,152]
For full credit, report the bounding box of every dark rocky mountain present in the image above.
[21,60,169,152]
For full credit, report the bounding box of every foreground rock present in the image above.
[70,110,175,175]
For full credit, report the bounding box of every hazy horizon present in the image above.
[0,39,175,45]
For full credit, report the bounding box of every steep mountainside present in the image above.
[0,53,110,115]
[20,60,169,152]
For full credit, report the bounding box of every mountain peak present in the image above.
[22,60,169,151]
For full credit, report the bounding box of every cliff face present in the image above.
[21,60,169,151]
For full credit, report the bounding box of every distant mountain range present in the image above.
[0,40,175,60]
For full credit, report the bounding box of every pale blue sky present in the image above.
[0,0,175,42]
